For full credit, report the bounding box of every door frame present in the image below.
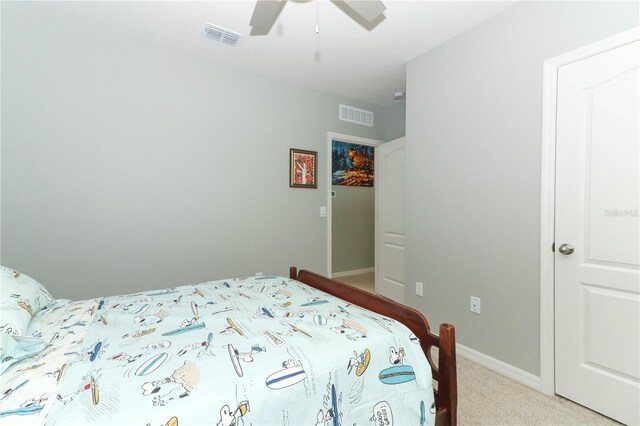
[539,26,640,395]
[375,137,405,297]
[326,132,382,278]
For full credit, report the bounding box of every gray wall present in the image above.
[0,3,388,301]
[384,101,406,141]
[331,186,374,273]
[405,1,638,375]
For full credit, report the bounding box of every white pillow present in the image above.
[0,266,52,365]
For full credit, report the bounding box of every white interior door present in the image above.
[375,137,405,303]
[554,40,639,425]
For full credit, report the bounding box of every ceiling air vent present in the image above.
[339,104,373,127]
[202,23,242,47]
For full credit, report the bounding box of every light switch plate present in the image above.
[416,282,424,297]
[320,206,327,217]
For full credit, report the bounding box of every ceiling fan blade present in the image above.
[249,0,287,36]
[336,0,386,23]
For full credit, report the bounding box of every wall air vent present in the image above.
[202,23,242,47]
[339,104,373,127]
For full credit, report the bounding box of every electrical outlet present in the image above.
[470,296,481,314]
[415,282,424,297]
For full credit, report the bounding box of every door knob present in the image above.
[558,243,574,255]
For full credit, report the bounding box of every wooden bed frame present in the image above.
[290,267,458,426]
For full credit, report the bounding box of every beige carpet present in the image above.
[337,272,618,425]
[456,356,618,425]
[337,271,375,292]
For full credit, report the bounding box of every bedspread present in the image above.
[0,275,434,425]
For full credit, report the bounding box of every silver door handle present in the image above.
[558,243,574,255]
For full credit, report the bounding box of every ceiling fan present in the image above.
[249,0,387,36]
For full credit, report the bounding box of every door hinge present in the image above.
[551,242,555,252]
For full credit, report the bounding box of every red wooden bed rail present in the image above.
[290,266,457,426]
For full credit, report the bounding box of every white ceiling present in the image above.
[25,1,514,106]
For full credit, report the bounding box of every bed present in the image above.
[0,265,457,426]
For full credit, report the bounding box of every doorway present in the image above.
[326,132,380,293]
[540,28,639,425]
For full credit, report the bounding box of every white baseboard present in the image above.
[331,267,375,278]
[456,343,541,391]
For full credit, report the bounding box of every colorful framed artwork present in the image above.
[331,140,374,187]
[290,148,318,189]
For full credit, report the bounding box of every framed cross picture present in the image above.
[289,148,318,189]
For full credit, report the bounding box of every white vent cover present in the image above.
[202,23,242,47]
[339,104,373,127]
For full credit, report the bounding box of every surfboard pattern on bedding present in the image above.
[0,276,434,425]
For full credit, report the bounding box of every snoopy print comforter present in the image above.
[0,275,435,426]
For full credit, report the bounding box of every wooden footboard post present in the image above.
[289,266,298,280]
[437,323,457,426]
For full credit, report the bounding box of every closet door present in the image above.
[554,40,639,425]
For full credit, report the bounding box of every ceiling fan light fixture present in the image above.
[249,0,386,36]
